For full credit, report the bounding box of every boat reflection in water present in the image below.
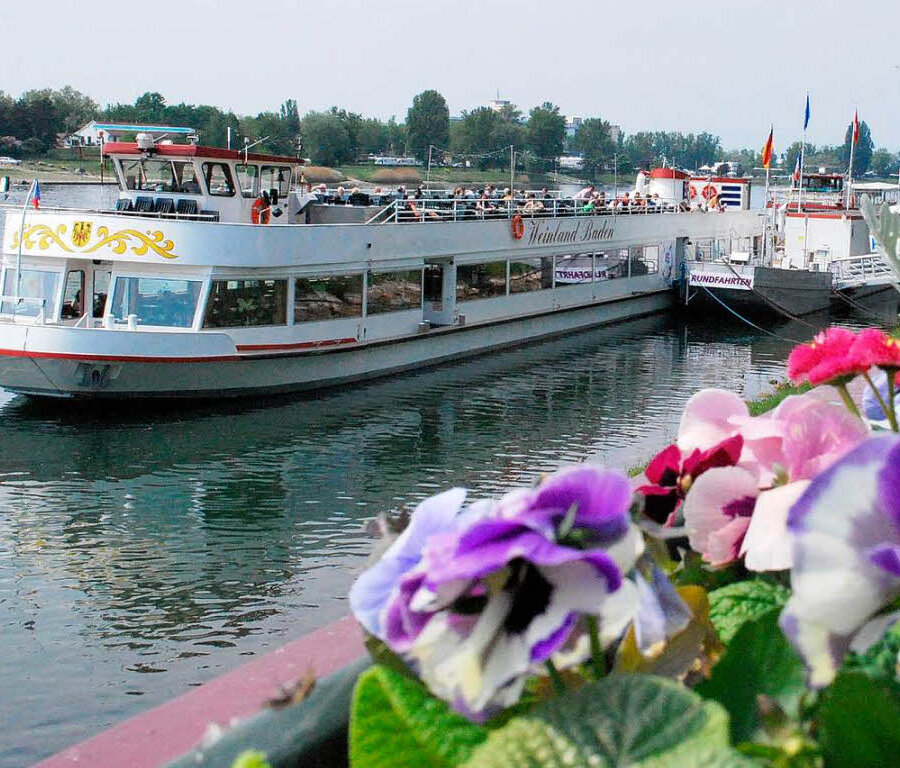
[0,304,885,768]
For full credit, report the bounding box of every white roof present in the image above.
[852,182,899,191]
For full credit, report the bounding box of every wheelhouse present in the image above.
[103,141,302,224]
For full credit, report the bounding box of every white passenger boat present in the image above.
[0,139,763,399]
[685,172,898,317]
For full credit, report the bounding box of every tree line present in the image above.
[1,86,897,179]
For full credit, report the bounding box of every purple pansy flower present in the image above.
[389,466,644,716]
[349,487,471,637]
[780,435,900,687]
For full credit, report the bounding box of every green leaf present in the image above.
[844,619,900,680]
[349,664,491,768]
[818,671,900,768]
[463,675,754,767]
[708,580,790,645]
[696,609,805,743]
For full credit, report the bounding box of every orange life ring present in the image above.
[511,214,525,240]
[251,197,271,225]
[688,184,698,199]
[701,184,717,200]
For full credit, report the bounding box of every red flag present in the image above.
[761,126,774,170]
[853,110,860,145]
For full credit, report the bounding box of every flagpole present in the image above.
[764,124,773,264]
[798,95,808,213]
[846,116,856,208]
[14,180,36,310]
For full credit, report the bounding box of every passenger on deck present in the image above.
[501,188,514,202]
[574,184,595,200]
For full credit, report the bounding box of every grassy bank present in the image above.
[1,157,107,183]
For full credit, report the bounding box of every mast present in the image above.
[797,93,809,213]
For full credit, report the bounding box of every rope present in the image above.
[830,286,898,321]
[697,286,808,344]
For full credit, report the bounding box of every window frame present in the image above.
[201,162,236,197]
[202,278,289,328]
[109,275,203,328]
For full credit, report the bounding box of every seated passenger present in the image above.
[573,184,595,201]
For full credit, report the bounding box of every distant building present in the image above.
[488,98,511,113]
[565,117,583,138]
[557,155,585,171]
[64,121,196,147]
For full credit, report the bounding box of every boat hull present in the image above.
[686,266,833,318]
[0,290,673,399]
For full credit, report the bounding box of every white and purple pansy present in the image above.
[375,466,645,717]
[780,435,900,687]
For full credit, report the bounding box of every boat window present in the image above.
[366,270,423,315]
[0,268,59,317]
[457,262,506,301]
[294,275,363,322]
[121,159,178,192]
[202,163,236,197]
[203,279,287,327]
[260,166,292,198]
[594,251,627,280]
[695,239,713,261]
[110,277,202,328]
[61,270,85,319]
[554,254,594,285]
[236,164,260,199]
[173,162,201,194]
[509,258,552,294]
[93,269,111,318]
[632,245,659,276]
[423,265,443,302]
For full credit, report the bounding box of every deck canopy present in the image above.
[102,142,300,166]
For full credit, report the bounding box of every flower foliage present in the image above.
[348,325,900,768]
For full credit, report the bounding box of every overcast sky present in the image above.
[2,0,898,150]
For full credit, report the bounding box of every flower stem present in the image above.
[864,372,897,431]
[836,383,862,419]
[888,372,899,433]
[585,615,606,679]
[544,659,566,695]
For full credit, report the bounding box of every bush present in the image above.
[370,168,422,184]
[301,166,346,183]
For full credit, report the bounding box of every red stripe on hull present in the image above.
[235,337,358,351]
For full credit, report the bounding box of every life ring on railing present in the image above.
[511,214,525,240]
[689,184,698,199]
[701,184,717,200]
[251,197,271,225]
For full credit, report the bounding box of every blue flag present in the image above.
[32,179,41,209]
[803,93,810,131]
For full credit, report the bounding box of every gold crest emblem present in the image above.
[72,222,92,248]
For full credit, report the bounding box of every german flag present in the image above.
[761,126,774,170]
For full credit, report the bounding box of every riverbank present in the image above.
[0,158,108,183]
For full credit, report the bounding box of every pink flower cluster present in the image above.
[788,327,900,386]
[642,386,870,570]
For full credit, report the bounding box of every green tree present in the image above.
[841,119,874,177]
[300,111,352,166]
[623,131,656,170]
[280,99,300,137]
[871,148,899,178]
[526,101,565,170]
[783,141,805,176]
[52,86,98,134]
[14,90,59,151]
[573,118,615,178]
[406,90,449,160]
[133,91,167,123]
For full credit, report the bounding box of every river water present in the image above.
[0,185,896,767]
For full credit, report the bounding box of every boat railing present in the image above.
[828,253,896,288]
[0,295,47,323]
[0,203,220,222]
[367,197,689,224]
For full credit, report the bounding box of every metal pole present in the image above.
[614,154,618,201]
[426,145,432,187]
[15,180,36,310]
[510,145,514,194]
[846,116,856,208]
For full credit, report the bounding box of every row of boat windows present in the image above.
[120,159,293,198]
[0,245,663,327]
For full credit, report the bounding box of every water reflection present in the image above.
[0,277,896,766]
